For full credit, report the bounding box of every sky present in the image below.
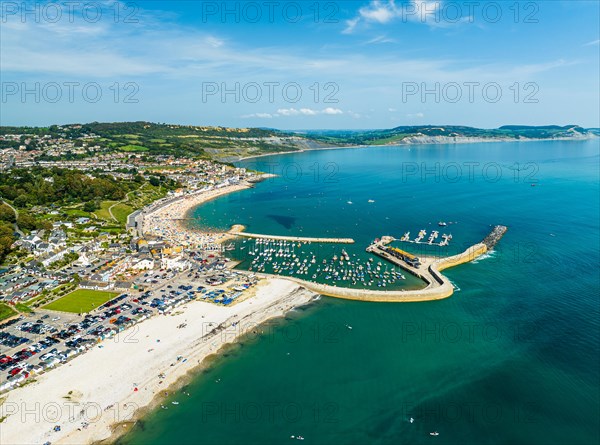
[1,0,599,129]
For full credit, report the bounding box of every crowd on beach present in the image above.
[142,184,248,248]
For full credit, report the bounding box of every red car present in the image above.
[9,367,22,376]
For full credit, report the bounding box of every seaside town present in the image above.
[0,124,508,401]
[0,122,512,445]
[0,126,275,398]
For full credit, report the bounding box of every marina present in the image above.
[232,226,508,302]
[242,238,406,289]
[399,229,453,247]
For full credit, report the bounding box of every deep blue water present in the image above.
[120,140,600,445]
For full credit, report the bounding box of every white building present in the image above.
[132,258,154,270]
[161,256,190,271]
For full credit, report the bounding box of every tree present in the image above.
[17,212,37,231]
[0,203,16,223]
[13,194,32,208]
[0,223,15,262]
[83,201,99,212]
[149,176,160,187]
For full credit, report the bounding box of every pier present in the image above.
[264,225,507,302]
[233,231,355,244]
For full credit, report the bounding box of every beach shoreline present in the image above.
[142,174,275,247]
[0,279,317,445]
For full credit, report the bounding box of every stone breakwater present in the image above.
[482,225,508,249]
[234,231,355,244]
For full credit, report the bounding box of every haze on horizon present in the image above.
[1,0,599,129]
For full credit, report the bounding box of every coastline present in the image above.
[0,279,317,445]
[142,179,269,248]
[236,134,596,161]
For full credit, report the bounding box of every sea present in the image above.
[118,139,600,445]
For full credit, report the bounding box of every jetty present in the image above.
[233,231,355,244]
[258,225,507,302]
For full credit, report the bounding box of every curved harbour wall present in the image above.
[250,226,504,303]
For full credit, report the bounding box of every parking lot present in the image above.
[0,257,258,392]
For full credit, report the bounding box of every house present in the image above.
[161,256,190,271]
[53,221,73,229]
[115,281,135,290]
[48,229,67,246]
[20,235,43,252]
[132,258,154,270]
[79,280,114,290]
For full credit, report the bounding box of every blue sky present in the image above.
[1,0,599,128]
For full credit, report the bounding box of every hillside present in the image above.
[0,123,595,163]
[301,125,595,146]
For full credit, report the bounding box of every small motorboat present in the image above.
[430,431,439,436]
[172,401,179,405]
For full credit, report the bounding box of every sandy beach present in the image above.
[0,279,316,445]
[142,183,251,247]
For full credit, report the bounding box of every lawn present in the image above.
[63,208,91,218]
[111,203,134,225]
[42,289,119,313]
[94,200,117,221]
[0,303,17,322]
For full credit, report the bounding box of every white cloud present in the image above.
[277,108,300,116]
[322,107,344,115]
[344,0,449,33]
[300,108,318,115]
[206,36,225,48]
[242,113,273,119]
[407,112,425,118]
[277,108,344,116]
[366,35,396,45]
[359,0,398,24]
[343,17,360,34]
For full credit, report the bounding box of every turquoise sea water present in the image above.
[120,140,599,445]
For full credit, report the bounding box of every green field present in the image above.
[43,289,119,313]
[120,144,149,152]
[0,303,17,321]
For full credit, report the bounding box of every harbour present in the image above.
[232,226,507,302]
